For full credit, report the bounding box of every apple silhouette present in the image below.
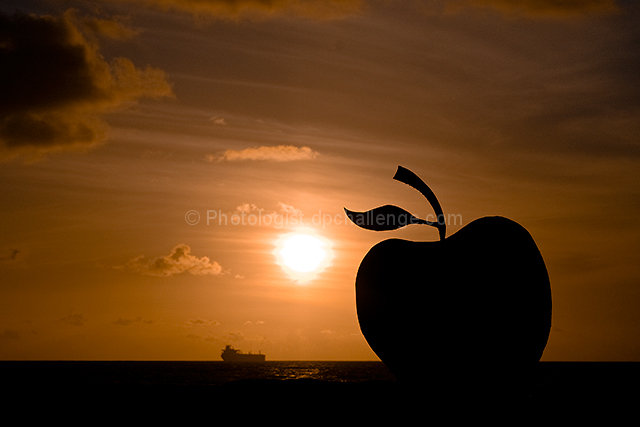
[345,166,551,391]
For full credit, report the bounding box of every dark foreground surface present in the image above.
[2,361,638,420]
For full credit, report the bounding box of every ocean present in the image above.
[1,360,395,387]
[2,361,638,420]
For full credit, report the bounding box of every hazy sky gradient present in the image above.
[1,0,638,360]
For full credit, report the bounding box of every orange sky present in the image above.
[1,0,639,360]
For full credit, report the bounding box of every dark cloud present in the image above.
[0,10,172,158]
[448,0,618,18]
[136,0,618,20]
[118,0,363,19]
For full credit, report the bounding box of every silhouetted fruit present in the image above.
[345,166,551,391]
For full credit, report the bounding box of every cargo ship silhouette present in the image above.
[221,345,266,362]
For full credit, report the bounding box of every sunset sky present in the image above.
[1,0,639,361]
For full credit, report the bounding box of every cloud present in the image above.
[123,244,223,277]
[243,320,265,326]
[0,249,20,263]
[185,318,221,327]
[59,313,87,326]
[114,317,153,326]
[117,0,363,20]
[448,0,618,18]
[233,202,304,225]
[210,116,227,125]
[118,0,614,20]
[81,16,140,40]
[236,203,261,213]
[278,202,303,217]
[0,10,172,159]
[207,145,319,162]
[0,329,21,341]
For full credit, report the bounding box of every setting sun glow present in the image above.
[275,232,332,283]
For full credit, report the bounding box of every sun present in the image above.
[274,231,333,283]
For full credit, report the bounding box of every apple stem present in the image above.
[393,166,446,241]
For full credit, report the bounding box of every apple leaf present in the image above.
[344,205,436,231]
[393,166,446,240]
